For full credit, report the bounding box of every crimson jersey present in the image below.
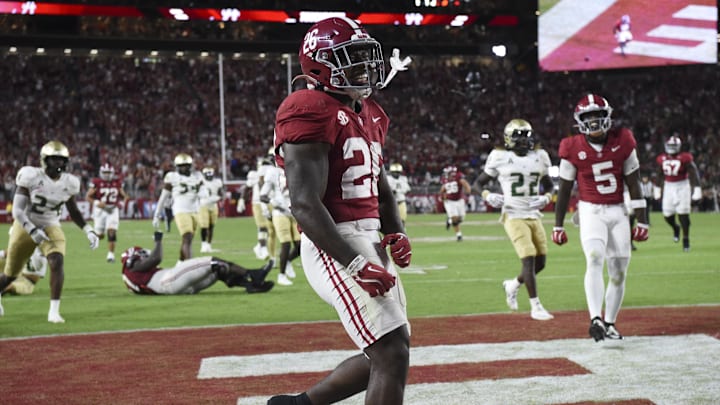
[274,89,389,223]
[656,152,693,183]
[441,172,466,201]
[559,128,637,205]
[122,263,159,293]
[89,177,124,207]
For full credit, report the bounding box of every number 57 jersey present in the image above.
[15,166,81,227]
[274,89,389,223]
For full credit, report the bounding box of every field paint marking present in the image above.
[538,0,616,59]
[230,334,720,404]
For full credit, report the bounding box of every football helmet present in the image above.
[99,163,115,181]
[121,246,151,269]
[202,167,215,181]
[298,16,385,99]
[40,140,70,175]
[174,153,193,176]
[573,94,613,143]
[443,165,458,176]
[665,135,682,155]
[503,119,534,156]
[389,163,403,173]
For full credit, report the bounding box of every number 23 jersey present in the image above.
[15,166,81,227]
[274,89,389,223]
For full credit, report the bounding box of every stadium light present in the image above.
[176,51,184,57]
[90,49,99,55]
[36,47,45,54]
[64,48,72,54]
[124,49,133,56]
[492,44,506,57]
[9,46,17,53]
[150,50,158,56]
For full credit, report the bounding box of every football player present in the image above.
[654,135,702,252]
[152,153,204,261]
[474,119,555,321]
[244,151,277,261]
[86,163,129,263]
[553,94,648,342]
[269,17,411,405]
[440,165,472,241]
[613,14,633,57]
[198,167,224,253]
[121,231,273,295]
[0,140,100,323]
[259,162,299,286]
[387,163,412,226]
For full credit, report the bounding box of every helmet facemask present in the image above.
[503,119,534,156]
[319,40,384,100]
[665,137,682,154]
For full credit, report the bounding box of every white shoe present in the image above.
[200,242,210,253]
[277,273,293,286]
[253,244,269,260]
[285,262,296,278]
[502,279,519,311]
[531,303,554,321]
[106,252,115,263]
[48,312,65,323]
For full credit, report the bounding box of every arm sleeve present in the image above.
[154,189,171,218]
[558,159,577,181]
[12,193,36,234]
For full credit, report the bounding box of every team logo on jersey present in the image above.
[578,151,587,160]
[337,111,349,126]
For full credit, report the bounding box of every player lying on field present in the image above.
[120,231,274,295]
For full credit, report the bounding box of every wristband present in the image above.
[636,223,649,229]
[83,224,94,233]
[553,226,564,231]
[346,255,368,276]
[629,199,647,209]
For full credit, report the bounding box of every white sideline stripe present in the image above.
[673,5,717,21]
[648,25,717,42]
[614,38,716,63]
[538,0,616,59]
[232,334,720,405]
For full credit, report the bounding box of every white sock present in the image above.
[508,278,521,290]
[529,297,541,308]
[456,232,462,237]
[49,299,61,315]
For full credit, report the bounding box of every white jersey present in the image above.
[163,170,204,214]
[15,166,81,227]
[483,148,551,219]
[387,175,411,203]
[246,170,260,204]
[260,166,291,215]
[200,178,224,208]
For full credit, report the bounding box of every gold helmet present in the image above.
[40,140,70,173]
[174,153,193,166]
[503,119,534,155]
[202,167,215,180]
[389,163,403,173]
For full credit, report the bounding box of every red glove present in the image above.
[552,226,568,245]
[381,233,412,268]
[632,223,649,241]
[347,255,396,297]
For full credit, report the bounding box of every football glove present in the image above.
[83,225,100,250]
[29,227,50,244]
[485,193,504,208]
[692,186,702,201]
[154,231,164,242]
[528,194,551,210]
[381,233,412,268]
[632,223,649,241]
[552,226,568,245]
[346,255,396,297]
[152,215,162,230]
[236,198,245,214]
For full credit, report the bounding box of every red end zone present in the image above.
[1,306,719,404]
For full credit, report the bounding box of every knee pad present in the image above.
[607,257,629,285]
[258,230,268,241]
[584,239,606,272]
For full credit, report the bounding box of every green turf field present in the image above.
[1,212,718,338]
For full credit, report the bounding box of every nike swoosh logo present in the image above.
[372,116,381,123]
[611,146,620,152]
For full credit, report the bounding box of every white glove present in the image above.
[29,227,50,244]
[83,225,100,250]
[692,186,702,201]
[485,193,504,208]
[653,186,662,200]
[379,48,412,89]
[152,215,161,230]
[236,198,245,214]
[260,203,271,219]
[528,194,551,210]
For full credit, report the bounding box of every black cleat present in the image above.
[445,219,451,231]
[604,322,624,340]
[249,261,273,285]
[589,317,606,342]
[682,238,690,252]
[246,280,274,293]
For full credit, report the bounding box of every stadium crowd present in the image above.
[1,52,718,211]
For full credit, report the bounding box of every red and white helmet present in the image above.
[99,163,115,181]
[121,246,150,269]
[298,17,385,99]
[443,165,458,176]
[573,94,613,136]
[665,135,682,155]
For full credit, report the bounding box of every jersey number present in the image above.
[31,195,64,215]
[661,159,682,177]
[341,138,381,200]
[509,172,540,196]
[592,161,618,194]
